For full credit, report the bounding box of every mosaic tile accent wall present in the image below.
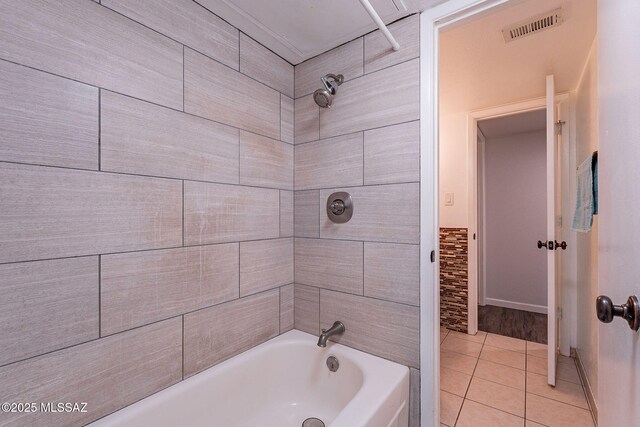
[440,228,469,332]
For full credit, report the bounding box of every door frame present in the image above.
[420,1,569,424]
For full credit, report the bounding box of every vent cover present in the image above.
[502,8,564,43]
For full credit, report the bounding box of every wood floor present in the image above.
[478,305,547,344]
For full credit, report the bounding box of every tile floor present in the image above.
[439,328,595,427]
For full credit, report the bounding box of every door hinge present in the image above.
[557,307,563,320]
[430,250,436,263]
[555,120,566,135]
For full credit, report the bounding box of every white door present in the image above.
[598,1,640,424]
[545,75,561,386]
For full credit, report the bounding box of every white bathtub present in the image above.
[91,330,409,427]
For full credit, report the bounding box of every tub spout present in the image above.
[317,321,345,347]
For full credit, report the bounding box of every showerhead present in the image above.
[313,73,344,108]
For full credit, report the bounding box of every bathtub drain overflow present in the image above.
[302,418,325,427]
[326,356,339,372]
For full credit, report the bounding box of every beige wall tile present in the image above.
[0,0,183,109]
[103,0,239,70]
[320,290,419,367]
[294,190,320,238]
[240,238,293,297]
[183,290,279,376]
[240,33,293,97]
[280,284,294,333]
[184,181,279,245]
[294,284,320,335]
[294,95,319,144]
[319,59,419,138]
[0,318,182,426]
[364,121,420,185]
[101,244,239,335]
[409,367,420,427]
[184,48,280,139]
[295,38,363,98]
[320,183,419,244]
[280,190,294,237]
[0,257,98,366]
[0,164,182,264]
[294,132,363,190]
[364,242,419,305]
[364,15,420,74]
[295,238,363,295]
[281,95,294,144]
[101,91,239,183]
[240,131,293,190]
[0,60,98,170]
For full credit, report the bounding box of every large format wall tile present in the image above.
[0,318,182,426]
[364,15,420,74]
[183,290,279,376]
[0,0,183,109]
[240,33,294,97]
[319,59,420,138]
[281,95,294,144]
[320,183,419,244]
[240,131,293,190]
[364,242,419,306]
[101,244,239,335]
[294,284,320,335]
[409,367,421,427]
[240,238,293,297]
[184,181,279,245]
[295,132,363,190]
[184,48,280,140]
[0,164,182,264]
[280,190,294,237]
[295,38,363,98]
[0,60,98,170]
[364,121,420,185]
[294,238,363,295]
[0,257,98,366]
[294,190,320,238]
[102,0,239,70]
[280,284,294,333]
[294,95,319,144]
[320,290,419,367]
[101,91,239,183]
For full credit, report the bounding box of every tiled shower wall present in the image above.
[0,0,294,425]
[291,15,422,425]
[440,228,469,332]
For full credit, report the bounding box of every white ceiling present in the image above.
[196,0,446,64]
[479,109,546,139]
[440,0,597,115]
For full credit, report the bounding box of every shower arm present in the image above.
[357,0,400,51]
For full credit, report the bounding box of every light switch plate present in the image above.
[445,192,454,206]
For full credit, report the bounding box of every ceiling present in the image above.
[479,109,546,139]
[440,0,597,115]
[196,0,446,64]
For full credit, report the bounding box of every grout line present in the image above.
[182,180,185,247]
[181,315,185,381]
[98,254,101,337]
[97,88,101,170]
[294,119,420,148]
[182,45,185,112]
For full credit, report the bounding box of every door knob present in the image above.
[554,240,567,250]
[537,240,555,250]
[596,295,640,331]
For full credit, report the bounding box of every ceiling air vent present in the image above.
[502,8,564,43]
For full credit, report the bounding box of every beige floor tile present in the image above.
[456,400,524,427]
[440,350,478,375]
[526,355,546,375]
[440,366,472,397]
[447,330,487,344]
[474,359,525,390]
[480,345,526,370]
[466,377,525,417]
[485,333,526,353]
[440,390,463,427]
[558,355,575,366]
[441,329,449,343]
[557,360,581,384]
[526,393,594,427]
[525,421,546,426]
[526,372,589,409]
[441,335,483,358]
[526,341,547,359]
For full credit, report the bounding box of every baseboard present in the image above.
[483,298,547,314]
[574,348,598,425]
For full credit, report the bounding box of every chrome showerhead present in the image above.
[313,73,344,108]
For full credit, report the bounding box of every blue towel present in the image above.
[572,156,595,232]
